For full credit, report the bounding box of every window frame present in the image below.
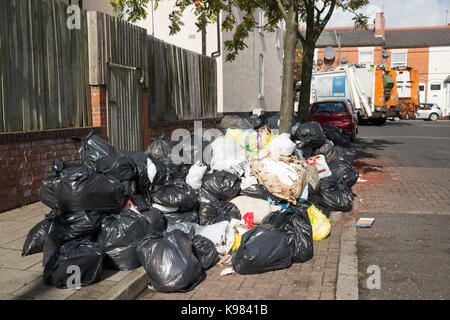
[358,47,374,66]
[391,49,408,68]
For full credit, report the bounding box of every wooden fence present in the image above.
[0,0,91,133]
[147,37,217,122]
[0,1,217,133]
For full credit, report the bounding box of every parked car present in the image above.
[308,99,358,142]
[415,103,443,121]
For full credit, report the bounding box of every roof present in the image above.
[314,26,450,48]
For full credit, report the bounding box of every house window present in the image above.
[259,54,264,97]
[358,48,374,65]
[391,50,408,68]
[430,84,441,91]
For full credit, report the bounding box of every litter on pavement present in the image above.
[24,114,360,293]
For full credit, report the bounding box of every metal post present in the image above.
[338,34,341,67]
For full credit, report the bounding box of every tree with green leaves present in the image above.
[111,0,368,133]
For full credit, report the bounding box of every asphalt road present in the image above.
[354,120,450,300]
[354,120,450,168]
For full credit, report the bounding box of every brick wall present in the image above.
[0,127,101,213]
[91,85,108,140]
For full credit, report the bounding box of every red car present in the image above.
[308,99,358,142]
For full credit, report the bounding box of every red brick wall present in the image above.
[0,127,101,213]
[90,86,108,141]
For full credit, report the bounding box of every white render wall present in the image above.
[428,46,450,116]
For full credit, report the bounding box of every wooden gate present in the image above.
[108,65,143,151]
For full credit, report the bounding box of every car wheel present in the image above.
[350,130,357,142]
[429,113,439,121]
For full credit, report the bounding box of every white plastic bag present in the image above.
[209,135,248,173]
[229,196,282,225]
[168,221,235,255]
[185,162,207,190]
[147,158,157,183]
[305,154,332,179]
[266,133,295,157]
[262,157,299,186]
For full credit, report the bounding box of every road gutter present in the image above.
[335,217,359,300]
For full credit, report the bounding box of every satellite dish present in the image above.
[317,59,323,65]
[341,57,348,64]
[383,51,390,58]
[324,46,336,60]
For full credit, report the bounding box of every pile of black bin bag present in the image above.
[22,116,359,293]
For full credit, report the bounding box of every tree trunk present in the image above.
[279,6,298,134]
[298,42,315,122]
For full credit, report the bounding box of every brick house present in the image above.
[313,12,450,116]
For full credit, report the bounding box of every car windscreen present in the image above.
[312,102,348,113]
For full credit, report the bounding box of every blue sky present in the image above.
[325,0,450,28]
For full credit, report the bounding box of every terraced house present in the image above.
[313,12,450,116]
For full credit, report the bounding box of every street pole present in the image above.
[338,33,341,67]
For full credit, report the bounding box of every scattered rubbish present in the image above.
[356,217,375,228]
[29,118,360,291]
[220,267,236,276]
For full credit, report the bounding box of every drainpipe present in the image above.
[211,15,221,58]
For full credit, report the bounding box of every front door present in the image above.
[428,82,443,106]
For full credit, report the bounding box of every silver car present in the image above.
[415,103,443,121]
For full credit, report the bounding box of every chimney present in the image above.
[375,12,385,39]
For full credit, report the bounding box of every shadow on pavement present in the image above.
[352,139,404,174]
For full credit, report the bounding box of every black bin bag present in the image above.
[321,125,350,147]
[22,219,51,256]
[141,208,166,236]
[239,184,271,201]
[46,210,104,246]
[192,234,219,270]
[334,146,357,165]
[75,132,122,170]
[164,210,199,227]
[38,164,125,213]
[232,226,293,275]
[328,159,359,187]
[201,171,241,201]
[145,134,173,160]
[151,179,197,212]
[197,189,241,225]
[43,239,104,288]
[97,204,152,271]
[293,121,327,149]
[315,175,354,212]
[261,209,314,263]
[136,230,206,293]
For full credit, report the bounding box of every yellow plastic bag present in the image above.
[231,234,242,252]
[307,204,331,241]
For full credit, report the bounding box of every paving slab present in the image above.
[11,278,78,300]
[0,267,42,295]
[0,250,42,270]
